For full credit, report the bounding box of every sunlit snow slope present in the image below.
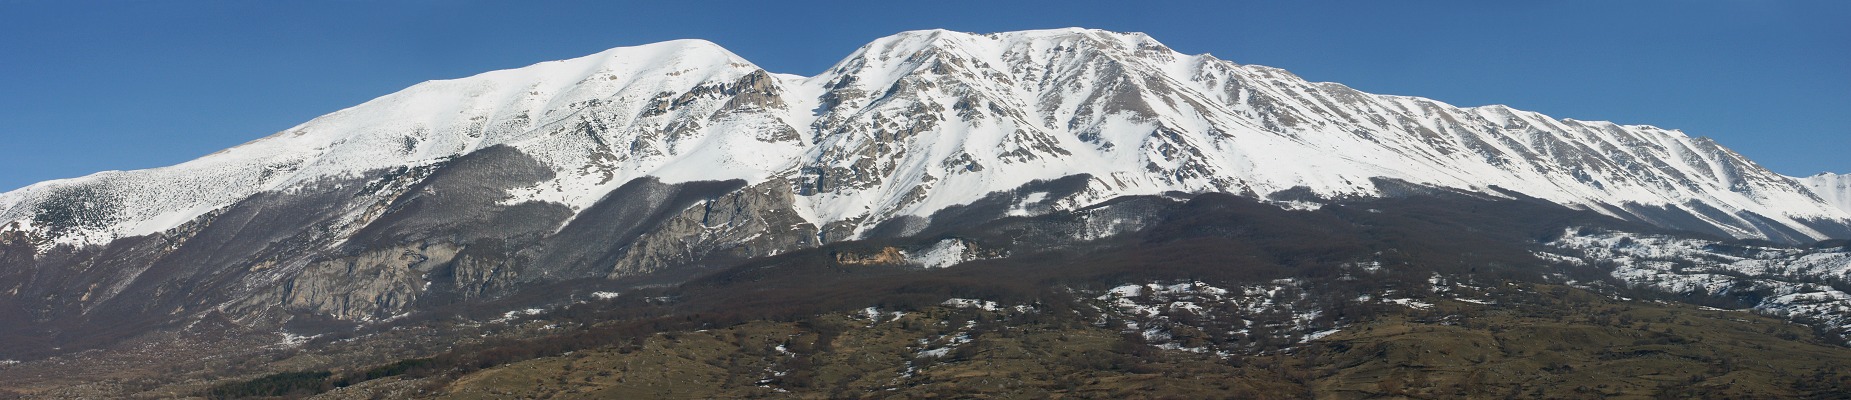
[1801,173,1851,215]
[3,28,1848,246]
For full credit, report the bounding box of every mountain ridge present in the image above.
[7,28,1843,248]
[4,28,1843,250]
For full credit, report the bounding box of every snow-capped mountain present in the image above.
[3,29,1850,348]
[1801,172,1851,215]
[4,28,1844,249]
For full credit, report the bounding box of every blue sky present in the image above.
[1,1,1846,192]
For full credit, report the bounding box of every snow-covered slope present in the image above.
[1801,173,1851,215]
[3,28,1848,247]
[0,39,793,246]
[783,29,1850,242]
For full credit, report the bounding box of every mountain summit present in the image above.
[2,29,1849,360]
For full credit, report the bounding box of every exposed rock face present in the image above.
[607,179,817,277]
[273,243,459,321]
[835,247,908,266]
[0,147,818,357]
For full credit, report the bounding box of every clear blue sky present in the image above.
[2,1,1846,192]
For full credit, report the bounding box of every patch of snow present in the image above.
[492,308,545,323]
[941,298,1001,311]
[1383,298,1434,310]
[1007,192,1049,217]
[1271,200,1323,211]
[278,332,318,347]
[912,238,986,269]
[915,332,974,359]
[1302,329,1341,342]
[1154,342,1211,353]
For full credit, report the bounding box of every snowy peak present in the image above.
[792,28,1226,227]
[836,28,1169,66]
[816,28,1184,101]
[284,38,761,158]
[0,39,782,245]
[797,28,1849,240]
